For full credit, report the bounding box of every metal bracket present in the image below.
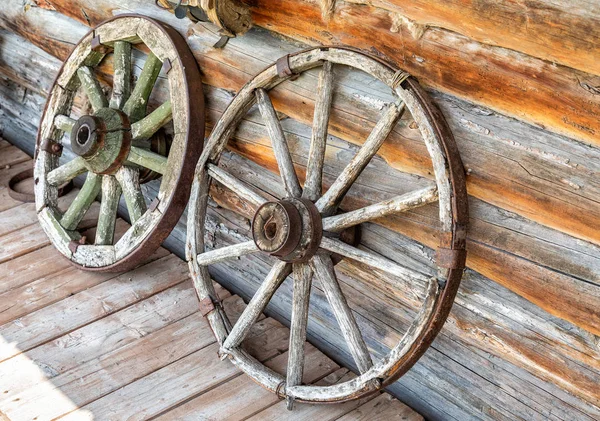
[161,58,172,74]
[68,236,87,254]
[435,247,467,269]
[276,55,299,80]
[40,138,63,157]
[91,35,111,54]
[213,34,230,49]
[148,197,161,212]
[199,295,222,317]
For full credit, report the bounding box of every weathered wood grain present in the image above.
[205,207,600,420]
[2,9,599,250]
[256,88,303,198]
[310,254,373,374]
[109,40,132,109]
[344,0,600,78]
[248,0,600,147]
[303,60,334,201]
[3,33,599,338]
[157,345,339,420]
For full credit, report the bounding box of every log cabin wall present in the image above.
[1,0,599,419]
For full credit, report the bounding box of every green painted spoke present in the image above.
[122,52,162,122]
[96,175,122,245]
[109,41,132,110]
[54,114,76,133]
[60,172,102,231]
[47,156,87,187]
[131,101,172,140]
[116,166,147,223]
[77,66,108,112]
[127,146,168,175]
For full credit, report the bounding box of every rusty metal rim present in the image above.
[36,14,205,272]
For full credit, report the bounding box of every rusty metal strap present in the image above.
[276,55,298,80]
[68,236,87,254]
[435,247,467,269]
[40,138,63,156]
[199,296,222,317]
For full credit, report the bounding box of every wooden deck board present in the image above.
[0,161,422,421]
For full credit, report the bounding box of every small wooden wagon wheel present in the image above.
[187,47,468,406]
[34,15,204,271]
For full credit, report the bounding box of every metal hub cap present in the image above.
[70,107,131,175]
[252,198,323,263]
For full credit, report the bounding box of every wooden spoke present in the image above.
[131,101,172,140]
[320,236,430,284]
[222,261,291,351]
[109,41,132,110]
[196,240,258,266]
[123,52,162,122]
[77,66,108,112]
[46,157,87,187]
[286,263,313,400]
[54,114,76,133]
[310,254,373,374]
[96,175,121,245]
[315,102,406,215]
[115,166,147,223]
[127,146,168,175]
[303,61,334,201]
[255,88,302,198]
[322,184,439,232]
[60,172,102,230]
[207,163,268,208]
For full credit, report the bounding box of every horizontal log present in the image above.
[5,1,598,251]
[339,0,600,78]
[1,28,599,337]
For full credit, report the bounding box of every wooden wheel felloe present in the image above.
[34,15,204,272]
[186,47,468,407]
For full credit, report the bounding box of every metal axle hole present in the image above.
[77,125,90,145]
[264,219,278,240]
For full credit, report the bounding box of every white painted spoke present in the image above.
[96,175,121,245]
[310,254,373,373]
[320,236,430,284]
[222,261,291,351]
[127,146,168,175]
[109,40,132,110]
[322,184,438,232]
[54,114,76,133]
[286,263,314,396]
[60,172,102,231]
[196,240,258,266]
[77,66,108,112]
[115,166,147,224]
[303,61,334,201]
[131,101,172,140]
[315,102,406,215]
[46,156,87,187]
[255,88,302,198]
[207,163,268,208]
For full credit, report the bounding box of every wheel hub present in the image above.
[71,107,131,175]
[252,198,322,263]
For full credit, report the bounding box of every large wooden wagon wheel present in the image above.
[34,15,204,271]
[187,47,468,407]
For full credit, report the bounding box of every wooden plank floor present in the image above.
[0,145,422,421]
